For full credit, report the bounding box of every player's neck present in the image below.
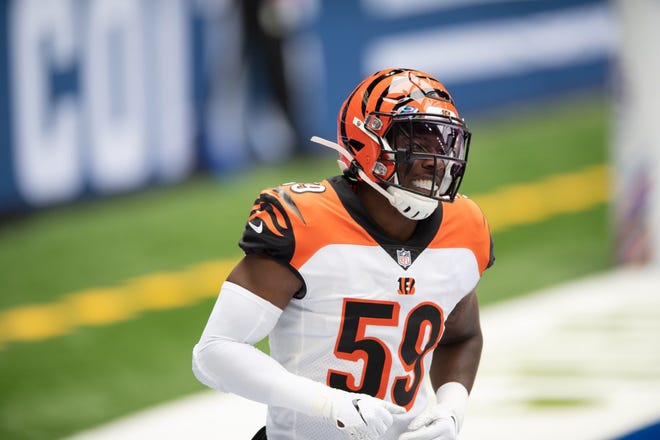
[356,182,417,242]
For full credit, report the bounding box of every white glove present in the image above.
[399,382,468,440]
[318,387,406,440]
[398,405,457,440]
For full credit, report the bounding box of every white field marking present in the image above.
[65,266,660,440]
[461,265,660,440]
[65,391,267,440]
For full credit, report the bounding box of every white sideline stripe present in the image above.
[66,266,660,440]
[462,266,660,440]
[66,391,267,440]
[363,3,616,84]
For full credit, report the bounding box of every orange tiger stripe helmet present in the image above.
[337,68,471,204]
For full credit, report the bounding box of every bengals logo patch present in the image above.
[397,277,416,295]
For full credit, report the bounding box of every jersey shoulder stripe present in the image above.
[239,179,378,270]
[239,189,297,264]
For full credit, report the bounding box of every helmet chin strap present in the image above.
[310,136,439,220]
[386,186,438,220]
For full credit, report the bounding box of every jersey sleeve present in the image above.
[465,196,495,274]
[435,195,495,276]
[238,189,296,266]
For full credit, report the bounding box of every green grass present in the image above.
[480,205,612,304]
[463,93,608,193]
[0,93,613,439]
[0,160,339,309]
[0,304,212,439]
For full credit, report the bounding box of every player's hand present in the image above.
[398,405,457,440]
[320,388,406,440]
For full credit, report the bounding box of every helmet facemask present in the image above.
[320,68,471,219]
[373,113,470,204]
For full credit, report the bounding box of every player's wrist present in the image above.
[308,382,338,420]
[309,384,363,422]
[435,381,469,432]
[266,374,336,418]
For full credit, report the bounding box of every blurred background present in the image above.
[0,0,621,211]
[0,0,658,439]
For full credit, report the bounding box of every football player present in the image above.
[193,68,495,440]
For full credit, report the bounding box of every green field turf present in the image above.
[0,93,612,439]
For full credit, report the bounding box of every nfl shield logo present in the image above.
[396,248,412,268]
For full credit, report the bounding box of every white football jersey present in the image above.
[239,176,494,440]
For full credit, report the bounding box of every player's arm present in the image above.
[192,234,403,438]
[430,288,483,393]
[226,253,302,309]
[400,289,482,440]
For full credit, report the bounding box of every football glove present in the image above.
[399,382,468,440]
[318,387,406,440]
[398,405,457,440]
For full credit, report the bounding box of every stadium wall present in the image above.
[0,0,614,213]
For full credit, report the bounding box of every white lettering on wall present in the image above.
[9,0,194,206]
[10,0,82,206]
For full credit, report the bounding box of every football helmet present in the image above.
[315,68,471,220]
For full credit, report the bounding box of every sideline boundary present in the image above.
[66,265,660,440]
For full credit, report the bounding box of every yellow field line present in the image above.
[0,261,235,348]
[474,164,610,232]
[0,164,610,349]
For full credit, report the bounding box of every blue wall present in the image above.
[0,0,614,213]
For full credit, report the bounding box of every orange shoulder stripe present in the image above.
[277,181,379,269]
